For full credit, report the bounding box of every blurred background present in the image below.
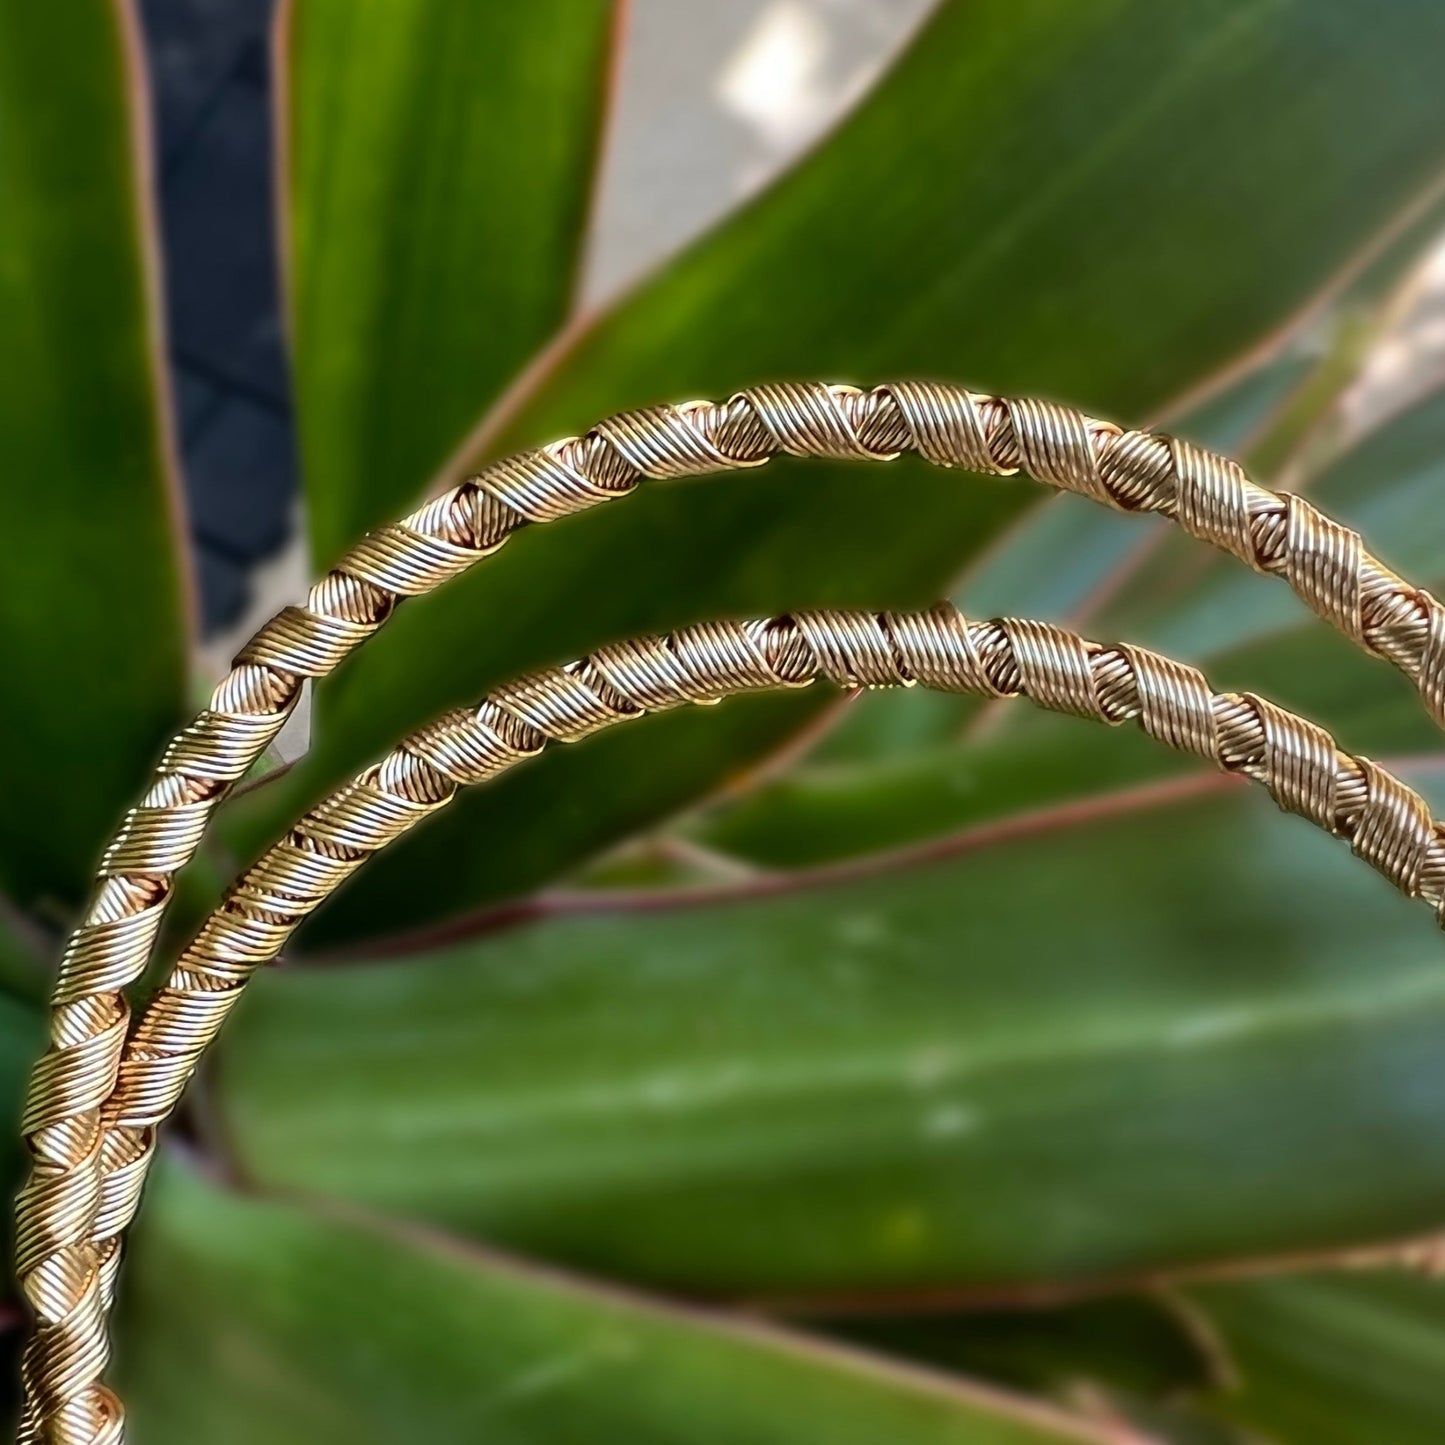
[8,1,1445,1440]
[150,0,935,646]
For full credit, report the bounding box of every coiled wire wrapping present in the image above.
[17,379,1445,1443]
[109,603,1445,1132]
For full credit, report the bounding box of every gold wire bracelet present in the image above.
[115,601,1445,1186]
[17,381,1445,1442]
[89,605,1445,1441]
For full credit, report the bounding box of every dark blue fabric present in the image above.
[139,0,297,633]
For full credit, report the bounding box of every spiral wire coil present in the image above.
[16,380,1445,1442]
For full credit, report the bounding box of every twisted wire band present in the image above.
[80,605,1445,1439]
[17,381,1445,1441]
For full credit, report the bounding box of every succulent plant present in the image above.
[6,1,1445,1440]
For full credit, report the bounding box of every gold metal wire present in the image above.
[110,603,1445,1179]
[17,380,1445,1443]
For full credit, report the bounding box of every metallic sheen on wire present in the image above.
[17,380,1445,1443]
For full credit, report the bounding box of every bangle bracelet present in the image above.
[18,381,1445,1442]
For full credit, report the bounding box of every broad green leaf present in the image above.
[823,1296,1257,1444]
[216,763,1445,1299]
[284,0,622,562]
[1187,1272,1445,1443]
[485,1,1445,447]
[0,1,190,906]
[829,1296,1218,1405]
[702,379,1445,866]
[231,0,1445,944]
[118,1159,1124,1445]
[979,155,1445,671]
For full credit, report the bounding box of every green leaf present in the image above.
[0,0,190,906]
[1187,1272,1445,1443]
[215,763,1445,1300]
[828,1296,1218,1405]
[980,196,1445,721]
[283,0,622,563]
[821,1295,1259,1444]
[488,1,1445,447]
[118,1159,1123,1445]
[232,0,1445,944]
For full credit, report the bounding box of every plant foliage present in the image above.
[6,0,1445,1437]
